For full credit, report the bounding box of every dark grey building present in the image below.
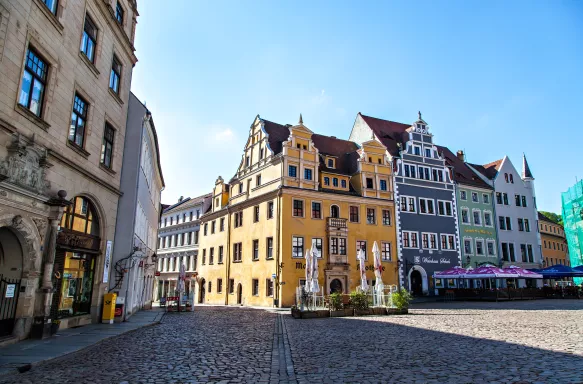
[350,112,460,295]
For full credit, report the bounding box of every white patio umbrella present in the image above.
[178,263,186,294]
[304,248,312,293]
[372,242,385,307]
[310,242,320,293]
[357,249,368,292]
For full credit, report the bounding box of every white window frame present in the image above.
[421,232,439,250]
[472,209,482,226]
[475,239,485,256]
[461,207,470,225]
[356,240,368,260]
[482,193,490,204]
[486,240,496,257]
[484,210,493,227]
[463,237,473,255]
[413,145,421,156]
[400,195,416,213]
[418,198,435,215]
[471,192,479,203]
[460,190,467,200]
[437,200,453,217]
[402,231,419,249]
[381,241,392,261]
[311,238,323,258]
[424,147,432,158]
[292,235,304,258]
[440,234,456,251]
[433,168,444,182]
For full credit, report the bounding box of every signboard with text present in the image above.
[103,240,113,283]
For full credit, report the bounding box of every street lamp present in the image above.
[465,255,471,267]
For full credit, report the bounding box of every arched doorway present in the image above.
[199,278,206,304]
[52,196,101,320]
[237,283,242,305]
[410,270,422,296]
[0,227,24,337]
[331,205,339,218]
[330,279,342,294]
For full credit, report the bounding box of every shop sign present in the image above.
[415,256,451,264]
[5,284,15,298]
[103,240,113,283]
[357,265,386,271]
[57,230,99,251]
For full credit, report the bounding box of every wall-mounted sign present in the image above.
[5,284,15,298]
[356,265,386,272]
[155,271,160,277]
[103,240,113,283]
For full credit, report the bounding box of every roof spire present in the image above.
[299,114,303,125]
[418,111,422,120]
[522,153,534,179]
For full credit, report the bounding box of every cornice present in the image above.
[96,0,138,65]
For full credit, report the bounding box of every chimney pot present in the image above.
[456,150,465,161]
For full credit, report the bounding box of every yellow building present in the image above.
[196,115,398,307]
[538,212,569,267]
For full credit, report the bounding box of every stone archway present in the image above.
[408,265,428,296]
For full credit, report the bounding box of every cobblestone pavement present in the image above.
[1,301,582,383]
[286,300,583,383]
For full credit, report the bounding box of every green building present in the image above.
[440,147,498,267]
[561,179,583,283]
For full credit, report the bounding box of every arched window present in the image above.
[331,205,340,218]
[59,196,99,236]
[509,174,514,183]
[504,173,509,183]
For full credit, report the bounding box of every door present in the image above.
[237,283,242,304]
[0,276,21,337]
[199,278,206,303]
[330,278,343,294]
[0,227,24,337]
[410,270,423,296]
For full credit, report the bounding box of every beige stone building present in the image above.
[0,0,138,340]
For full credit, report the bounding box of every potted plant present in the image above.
[350,290,371,316]
[50,319,61,335]
[328,292,344,317]
[391,288,412,314]
[290,305,301,319]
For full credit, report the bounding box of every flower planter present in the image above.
[291,308,301,319]
[386,308,400,315]
[354,309,372,316]
[300,311,318,319]
[330,310,345,317]
[371,307,387,316]
[343,308,354,316]
[399,308,409,314]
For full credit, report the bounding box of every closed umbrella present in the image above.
[178,263,186,311]
[357,249,368,292]
[310,242,320,293]
[304,248,312,293]
[372,241,384,306]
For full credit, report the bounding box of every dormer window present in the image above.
[296,143,301,149]
[425,148,431,158]
[327,158,334,168]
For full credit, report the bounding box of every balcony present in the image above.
[329,254,348,264]
[327,217,348,238]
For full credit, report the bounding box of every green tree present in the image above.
[540,211,563,226]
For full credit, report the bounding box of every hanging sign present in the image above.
[103,240,113,283]
[5,284,15,298]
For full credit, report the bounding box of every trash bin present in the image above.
[102,292,117,324]
[30,316,51,339]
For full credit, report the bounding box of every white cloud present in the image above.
[204,124,236,144]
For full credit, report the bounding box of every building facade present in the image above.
[469,156,542,272]
[155,194,211,301]
[196,115,399,308]
[350,113,461,296]
[440,147,498,268]
[0,0,138,339]
[110,93,164,319]
[538,212,569,267]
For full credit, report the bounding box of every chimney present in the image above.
[456,150,465,161]
[178,196,184,202]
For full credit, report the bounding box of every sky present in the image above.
[131,1,582,214]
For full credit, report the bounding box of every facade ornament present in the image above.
[418,111,422,120]
[12,215,26,231]
[32,217,48,243]
[299,114,303,125]
[0,133,50,195]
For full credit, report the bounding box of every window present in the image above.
[252,279,259,296]
[484,212,492,226]
[253,239,259,260]
[266,279,274,297]
[501,243,509,261]
[267,201,274,219]
[100,123,115,168]
[414,146,421,156]
[510,174,514,183]
[403,231,418,248]
[331,237,338,254]
[404,164,410,178]
[202,249,206,265]
[410,166,416,179]
[499,216,506,230]
[266,237,273,259]
[380,180,387,191]
[333,178,339,187]
[509,243,516,262]
[441,234,455,250]
[69,94,88,147]
[460,191,467,200]
[419,198,435,215]
[356,241,367,259]
[311,202,321,219]
[218,246,224,264]
[81,15,97,62]
[473,210,482,226]
[515,194,521,207]
[310,238,323,258]
[208,281,212,293]
[288,165,297,177]
[194,230,199,244]
[483,194,490,204]
[522,196,527,207]
[341,179,347,188]
[464,239,473,255]
[254,206,260,222]
[245,156,250,167]
[472,192,479,203]
[505,173,509,183]
[234,212,243,228]
[462,208,469,224]
[338,238,346,255]
[327,159,334,168]
[520,244,527,262]
[382,210,391,225]
[425,148,431,157]
[487,241,495,256]
[503,193,509,205]
[401,196,416,213]
[324,177,330,186]
[256,174,261,186]
[476,240,484,255]
[259,148,264,159]
[381,242,391,261]
[366,208,376,224]
[109,55,122,94]
[211,221,216,234]
[506,217,512,230]
[330,205,339,218]
[19,48,48,117]
[238,183,243,194]
[496,193,502,204]
[293,199,304,217]
[233,243,242,262]
[115,1,124,23]
[366,178,374,188]
[42,0,58,14]
[217,279,223,293]
[518,218,524,232]
[304,168,312,180]
[292,236,304,258]
[209,248,214,264]
[524,219,530,232]
[229,279,235,294]
[350,206,359,222]
[220,218,225,231]
[437,201,453,216]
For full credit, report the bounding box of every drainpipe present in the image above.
[275,187,282,308]
[225,205,232,305]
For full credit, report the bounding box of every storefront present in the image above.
[50,197,101,326]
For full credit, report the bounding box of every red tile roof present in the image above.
[468,159,502,180]
[359,113,411,156]
[436,146,492,189]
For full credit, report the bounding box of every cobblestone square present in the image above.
[1,300,582,383]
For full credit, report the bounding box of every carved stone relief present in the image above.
[32,217,48,243]
[0,134,50,195]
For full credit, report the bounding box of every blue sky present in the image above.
[131,1,582,213]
